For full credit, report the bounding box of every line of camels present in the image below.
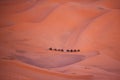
[49,48,80,52]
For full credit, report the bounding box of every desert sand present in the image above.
[0,0,120,80]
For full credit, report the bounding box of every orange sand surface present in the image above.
[0,0,120,80]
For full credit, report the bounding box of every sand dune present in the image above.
[0,0,120,80]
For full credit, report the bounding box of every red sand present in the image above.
[0,0,120,80]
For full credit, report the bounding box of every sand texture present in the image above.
[0,0,120,80]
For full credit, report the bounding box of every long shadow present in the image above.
[14,54,85,68]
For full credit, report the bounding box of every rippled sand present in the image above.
[0,0,120,80]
